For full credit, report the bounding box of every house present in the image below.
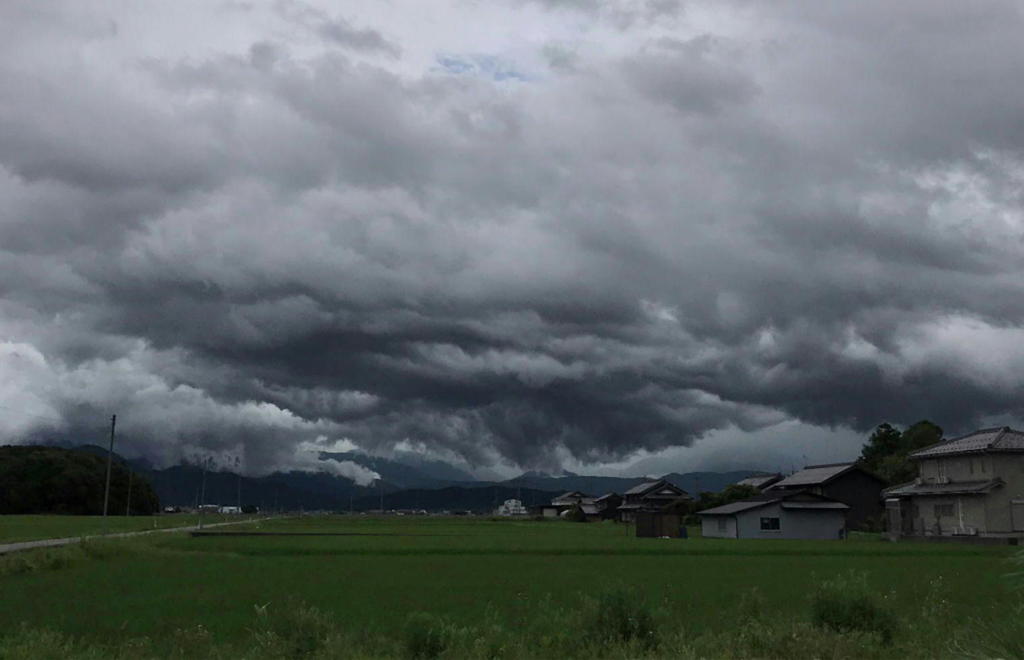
[496,498,528,516]
[698,490,849,540]
[766,463,885,530]
[735,473,784,490]
[593,493,623,520]
[883,426,1024,540]
[618,479,691,522]
[540,491,591,518]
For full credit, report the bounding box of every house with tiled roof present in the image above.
[617,479,690,522]
[883,426,1024,540]
[766,463,885,530]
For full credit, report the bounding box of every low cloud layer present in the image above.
[3,1,1024,476]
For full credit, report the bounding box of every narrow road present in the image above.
[0,516,280,555]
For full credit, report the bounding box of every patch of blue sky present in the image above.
[435,53,533,82]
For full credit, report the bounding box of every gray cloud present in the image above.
[2,1,1024,476]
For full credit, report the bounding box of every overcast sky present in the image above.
[2,1,1024,479]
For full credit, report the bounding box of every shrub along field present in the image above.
[0,516,1019,658]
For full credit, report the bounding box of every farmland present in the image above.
[0,515,1019,658]
[0,513,240,544]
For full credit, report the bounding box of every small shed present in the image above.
[635,511,684,538]
[698,490,848,540]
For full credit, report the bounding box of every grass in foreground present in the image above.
[0,516,1018,658]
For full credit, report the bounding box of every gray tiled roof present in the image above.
[911,427,1024,459]
[624,480,664,496]
[767,463,855,488]
[698,498,779,515]
[736,474,783,489]
[883,478,1003,498]
[698,490,848,516]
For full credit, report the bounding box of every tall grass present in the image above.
[0,584,1000,659]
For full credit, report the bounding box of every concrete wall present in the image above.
[906,495,987,535]
[919,455,993,482]
[700,515,737,539]
[988,454,1024,532]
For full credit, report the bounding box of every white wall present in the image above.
[700,515,737,538]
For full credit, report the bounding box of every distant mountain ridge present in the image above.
[504,470,760,497]
[65,444,763,511]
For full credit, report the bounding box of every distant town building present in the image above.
[218,506,242,514]
[884,426,1024,540]
[698,491,849,540]
[766,463,884,530]
[496,498,528,516]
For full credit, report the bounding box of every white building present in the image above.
[496,498,528,516]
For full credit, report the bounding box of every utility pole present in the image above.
[102,414,117,521]
[199,456,209,529]
[125,469,133,516]
[235,455,241,511]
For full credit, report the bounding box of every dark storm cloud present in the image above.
[3,1,1024,475]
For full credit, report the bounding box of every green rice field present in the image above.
[0,515,1019,658]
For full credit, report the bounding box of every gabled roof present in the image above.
[625,480,664,496]
[551,491,592,506]
[883,478,1004,498]
[767,463,881,489]
[624,479,689,498]
[594,492,621,503]
[698,490,848,516]
[911,427,1024,459]
[735,474,783,490]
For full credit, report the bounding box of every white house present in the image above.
[496,498,528,516]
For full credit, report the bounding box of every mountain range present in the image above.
[70,444,761,512]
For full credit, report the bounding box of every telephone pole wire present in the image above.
[102,414,117,519]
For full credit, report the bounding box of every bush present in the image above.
[810,572,896,644]
[250,600,337,658]
[578,587,657,650]
[403,612,453,659]
[564,504,588,523]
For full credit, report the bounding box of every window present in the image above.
[934,504,954,518]
[969,459,974,475]
[717,518,727,532]
[760,517,781,531]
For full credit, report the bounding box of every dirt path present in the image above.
[0,516,281,555]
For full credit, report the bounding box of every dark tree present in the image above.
[858,421,943,485]
[0,445,160,514]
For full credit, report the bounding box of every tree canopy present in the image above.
[0,445,159,515]
[695,484,760,512]
[858,421,943,485]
